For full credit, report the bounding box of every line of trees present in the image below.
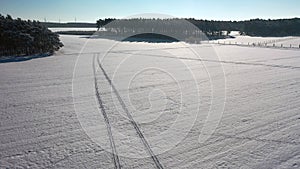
[187,18,300,37]
[242,18,300,36]
[96,18,211,42]
[0,14,63,57]
[96,18,300,39]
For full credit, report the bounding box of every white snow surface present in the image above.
[211,36,300,48]
[0,35,299,168]
[49,27,97,32]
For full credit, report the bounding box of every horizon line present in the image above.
[1,13,299,23]
[13,17,300,24]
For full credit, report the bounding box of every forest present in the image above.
[96,18,300,39]
[187,18,300,37]
[0,14,63,57]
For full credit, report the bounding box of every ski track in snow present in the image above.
[95,53,164,169]
[92,55,121,169]
[0,35,299,168]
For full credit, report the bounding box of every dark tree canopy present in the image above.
[96,18,116,30]
[0,14,63,57]
[242,18,300,36]
[96,17,300,39]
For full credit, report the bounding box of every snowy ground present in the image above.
[210,36,300,49]
[49,28,97,32]
[0,35,299,168]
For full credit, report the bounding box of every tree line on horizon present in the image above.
[1,15,299,57]
[96,18,218,41]
[96,18,300,38]
[0,14,63,57]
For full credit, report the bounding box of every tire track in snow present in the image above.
[109,51,300,70]
[92,54,121,169]
[96,54,164,169]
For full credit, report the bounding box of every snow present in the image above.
[0,35,299,168]
[210,36,300,48]
[49,27,97,32]
[228,31,240,36]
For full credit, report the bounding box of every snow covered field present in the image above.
[210,35,300,48]
[49,27,97,32]
[0,35,299,168]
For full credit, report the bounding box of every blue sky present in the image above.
[0,0,299,22]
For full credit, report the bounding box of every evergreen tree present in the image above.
[0,14,63,57]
